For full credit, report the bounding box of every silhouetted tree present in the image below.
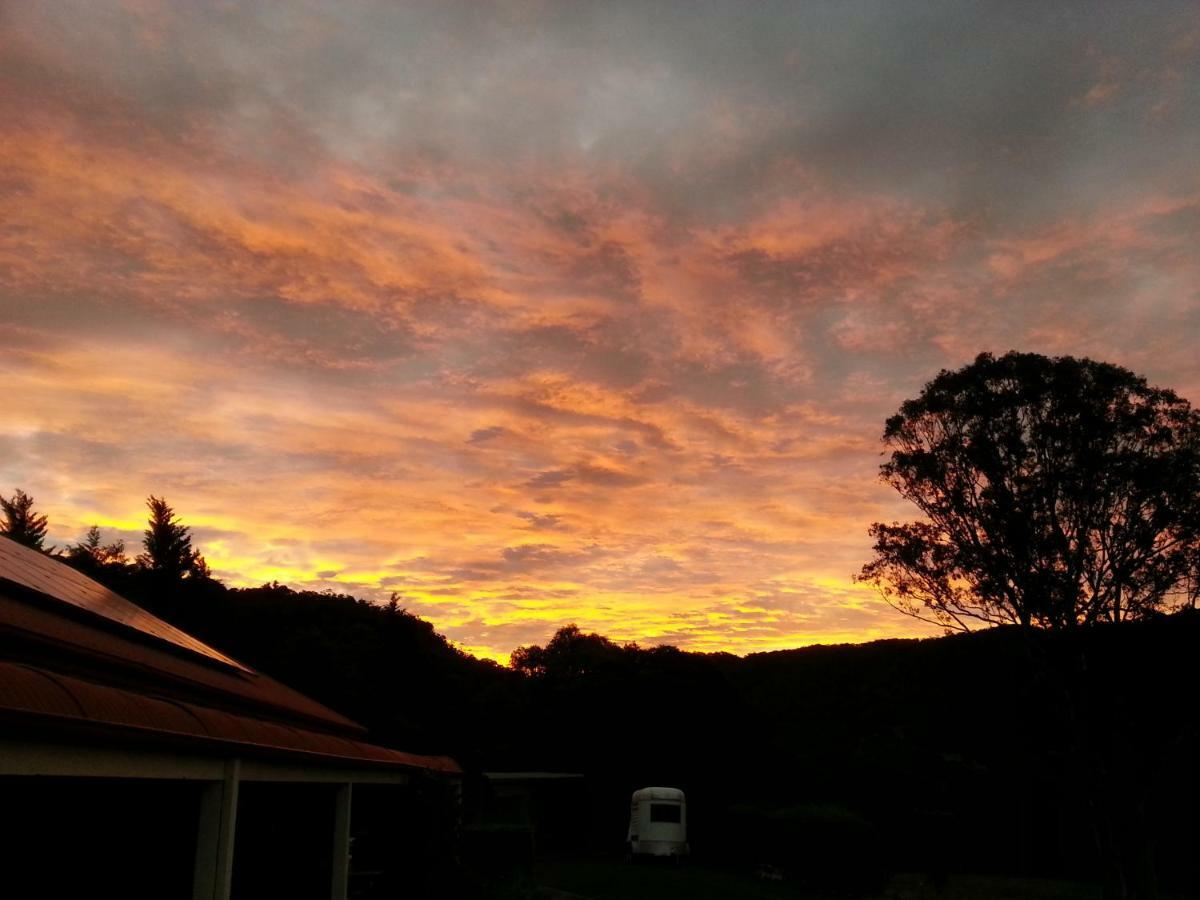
[1,488,50,551]
[67,525,127,568]
[859,351,1200,631]
[860,351,1200,899]
[511,624,629,678]
[79,524,102,557]
[137,496,207,580]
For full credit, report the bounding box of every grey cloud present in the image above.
[568,241,642,303]
[470,319,657,392]
[638,555,687,576]
[526,469,574,489]
[500,543,610,572]
[214,298,417,366]
[9,2,1195,228]
[191,525,248,543]
[468,426,506,444]
[523,462,645,492]
[573,462,645,488]
[516,511,564,530]
[501,544,563,567]
[634,358,796,417]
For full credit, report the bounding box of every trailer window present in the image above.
[649,803,681,823]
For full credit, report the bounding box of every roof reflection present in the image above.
[0,536,248,672]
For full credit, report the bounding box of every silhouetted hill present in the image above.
[66,557,1198,892]
[72,567,524,766]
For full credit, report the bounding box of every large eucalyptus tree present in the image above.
[860,351,1200,632]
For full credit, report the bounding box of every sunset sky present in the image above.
[2,2,1198,661]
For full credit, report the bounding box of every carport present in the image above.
[0,536,460,900]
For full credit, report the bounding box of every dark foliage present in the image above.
[513,621,1197,895]
[138,495,208,581]
[0,488,50,551]
[64,524,127,575]
[859,351,1200,630]
[117,574,521,763]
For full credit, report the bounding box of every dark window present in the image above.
[649,803,681,823]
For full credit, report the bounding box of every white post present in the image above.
[193,759,240,900]
[331,783,353,900]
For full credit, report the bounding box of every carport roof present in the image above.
[0,536,245,671]
[0,536,460,775]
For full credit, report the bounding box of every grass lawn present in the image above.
[533,857,1189,900]
[536,856,812,900]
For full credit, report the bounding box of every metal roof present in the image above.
[0,580,362,735]
[0,538,462,775]
[0,660,460,774]
[0,536,247,671]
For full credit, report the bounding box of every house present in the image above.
[0,535,460,900]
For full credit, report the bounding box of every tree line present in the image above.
[1,490,208,580]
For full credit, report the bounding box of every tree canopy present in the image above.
[138,496,207,580]
[510,624,631,678]
[859,351,1200,631]
[66,525,127,573]
[0,488,50,551]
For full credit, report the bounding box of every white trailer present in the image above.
[626,786,688,858]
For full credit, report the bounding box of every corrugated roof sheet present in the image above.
[0,661,460,774]
[0,587,362,735]
[0,535,462,775]
[0,536,247,671]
